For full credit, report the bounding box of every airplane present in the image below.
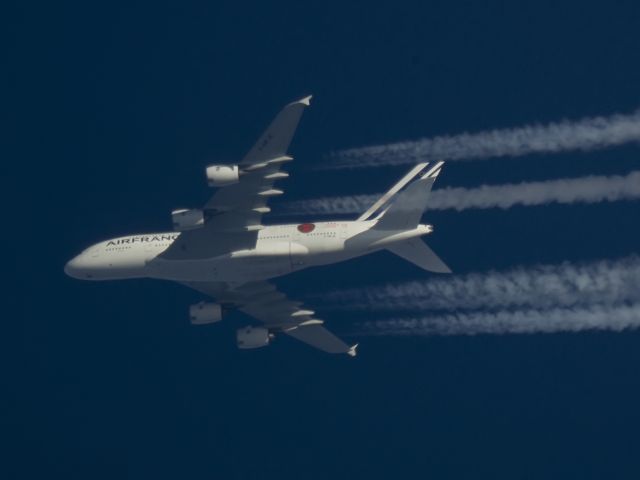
[65,96,451,356]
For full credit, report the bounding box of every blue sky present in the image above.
[9,1,640,479]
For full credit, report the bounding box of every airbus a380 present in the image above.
[65,96,451,356]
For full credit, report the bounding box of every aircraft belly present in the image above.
[300,236,367,266]
[230,255,293,280]
[146,241,309,282]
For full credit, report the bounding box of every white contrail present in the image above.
[355,303,640,336]
[319,256,640,312]
[282,171,640,215]
[328,110,640,169]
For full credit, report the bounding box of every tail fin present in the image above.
[357,162,430,221]
[365,161,444,230]
[387,238,452,273]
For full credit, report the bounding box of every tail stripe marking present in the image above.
[357,162,429,221]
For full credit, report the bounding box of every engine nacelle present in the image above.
[172,208,204,231]
[206,165,239,187]
[189,302,222,325]
[236,326,271,349]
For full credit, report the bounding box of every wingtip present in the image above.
[347,343,359,357]
[295,95,312,106]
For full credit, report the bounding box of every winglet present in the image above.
[293,95,312,107]
[347,343,359,357]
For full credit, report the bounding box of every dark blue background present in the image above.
[9,1,640,478]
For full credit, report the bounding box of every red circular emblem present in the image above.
[297,223,315,233]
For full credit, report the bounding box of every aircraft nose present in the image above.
[64,256,82,278]
[65,254,96,279]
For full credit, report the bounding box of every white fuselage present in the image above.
[64,220,432,283]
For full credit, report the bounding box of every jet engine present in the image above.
[171,208,204,231]
[189,302,223,325]
[236,326,271,349]
[206,165,239,187]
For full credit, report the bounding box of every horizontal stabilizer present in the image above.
[387,239,452,273]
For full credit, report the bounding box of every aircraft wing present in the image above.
[161,96,311,260]
[184,280,358,356]
[202,95,312,231]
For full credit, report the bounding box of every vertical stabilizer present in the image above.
[373,161,444,230]
[357,162,429,221]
